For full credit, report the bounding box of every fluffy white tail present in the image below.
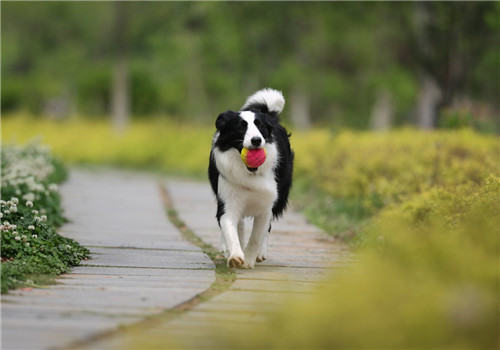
[241,88,285,115]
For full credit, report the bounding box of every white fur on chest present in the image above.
[214,143,278,217]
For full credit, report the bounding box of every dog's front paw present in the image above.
[227,254,246,268]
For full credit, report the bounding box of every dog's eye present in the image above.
[254,119,262,127]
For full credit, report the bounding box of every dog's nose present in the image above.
[251,137,262,147]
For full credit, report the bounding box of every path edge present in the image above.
[64,182,236,350]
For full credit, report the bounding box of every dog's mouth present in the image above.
[247,167,258,173]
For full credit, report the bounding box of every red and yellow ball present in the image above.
[241,147,267,168]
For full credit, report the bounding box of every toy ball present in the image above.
[241,147,266,168]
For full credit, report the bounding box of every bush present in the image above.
[3,116,213,178]
[294,128,500,214]
[212,176,500,349]
[4,116,499,239]
[1,143,89,293]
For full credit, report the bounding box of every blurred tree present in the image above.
[404,2,497,128]
[1,2,498,131]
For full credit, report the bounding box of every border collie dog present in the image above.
[208,88,294,268]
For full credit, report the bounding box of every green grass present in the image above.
[1,143,89,293]
[6,117,498,244]
[210,176,500,349]
[159,185,236,287]
[291,177,372,243]
[3,118,498,347]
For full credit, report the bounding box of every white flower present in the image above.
[4,210,10,215]
[25,242,30,247]
[40,215,47,222]
[48,184,58,191]
[11,198,19,205]
[0,213,3,219]
[10,206,17,213]
[32,234,38,238]
[32,210,39,215]
[15,235,21,241]
[28,225,35,230]
[3,221,10,226]
[10,225,17,230]
[23,193,35,202]
[26,201,33,208]
[65,244,71,249]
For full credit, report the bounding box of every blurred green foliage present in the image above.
[2,2,499,129]
[3,116,214,177]
[5,117,499,243]
[211,177,499,349]
[293,128,500,213]
[3,118,498,346]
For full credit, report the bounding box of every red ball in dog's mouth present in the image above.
[241,148,266,169]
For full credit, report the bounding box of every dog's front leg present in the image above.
[244,212,272,268]
[220,214,246,268]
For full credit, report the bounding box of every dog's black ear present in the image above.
[216,110,238,130]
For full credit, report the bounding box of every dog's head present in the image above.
[213,88,285,152]
[215,110,275,152]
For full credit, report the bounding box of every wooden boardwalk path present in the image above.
[1,169,349,350]
[76,179,350,349]
[1,170,215,350]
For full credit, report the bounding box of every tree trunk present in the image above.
[111,56,129,133]
[110,2,130,134]
[370,89,393,131]
[416,74,441,129]
[290,87,311,130]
